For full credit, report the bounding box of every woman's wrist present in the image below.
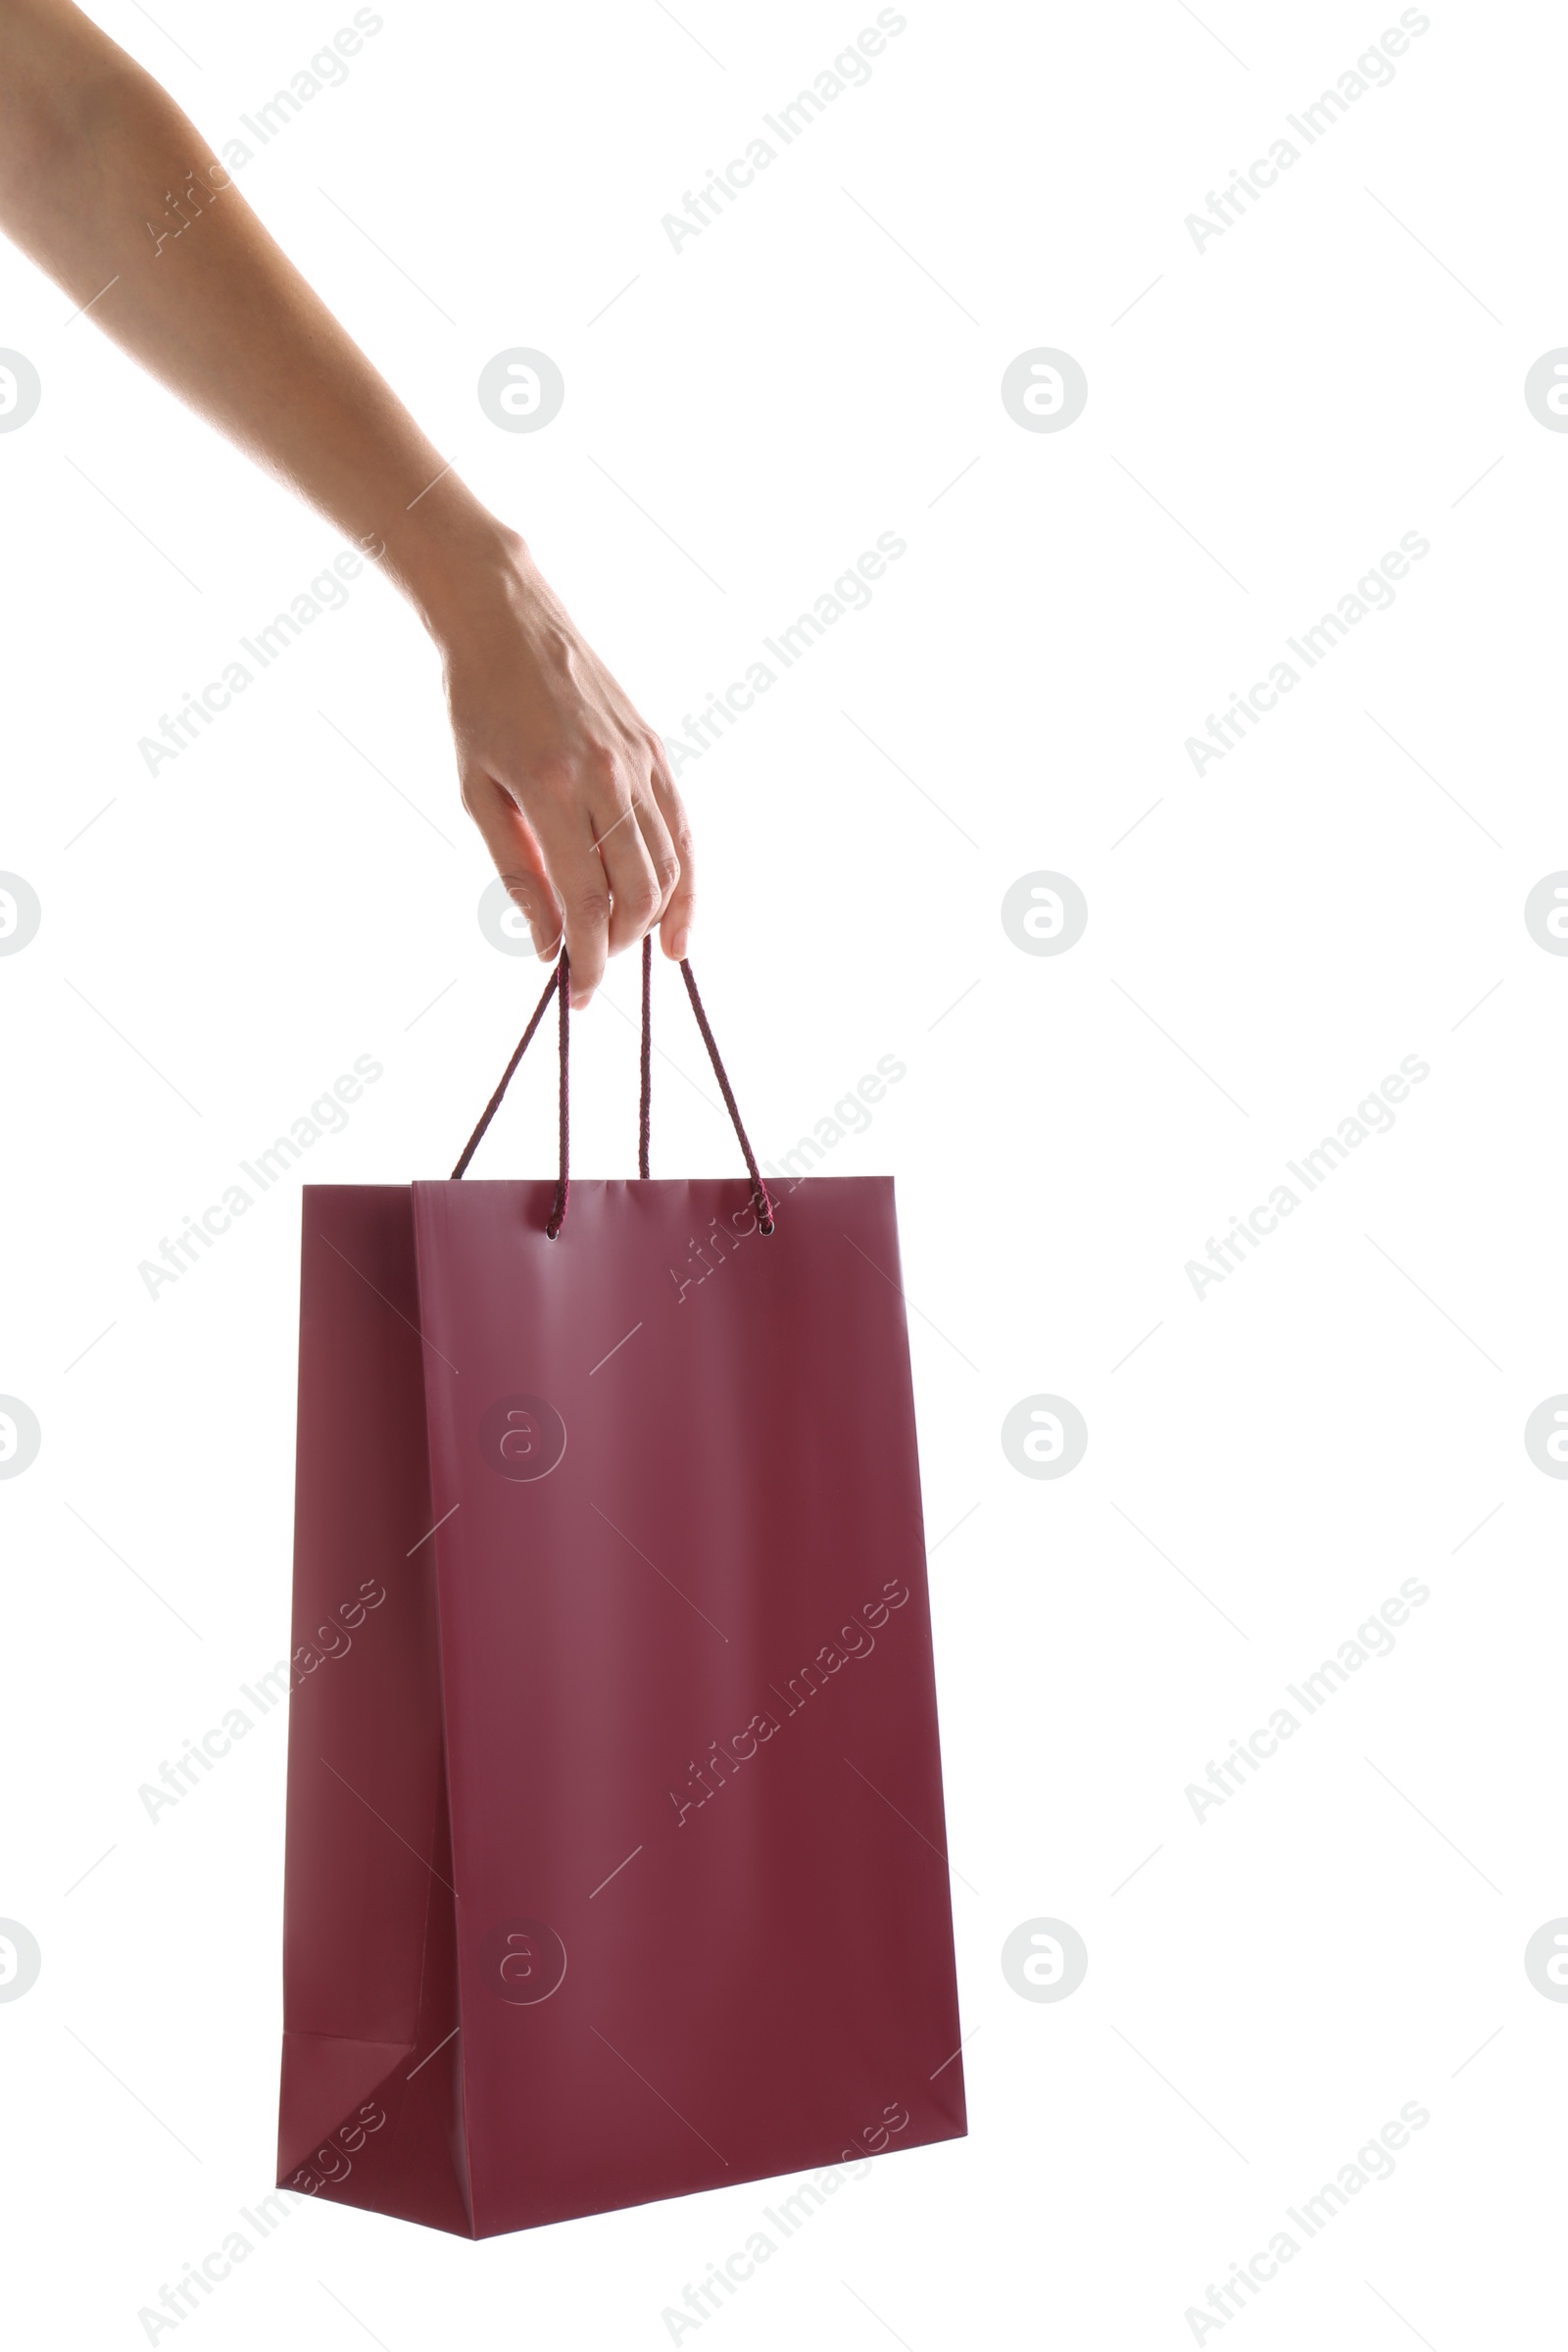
[377,485,534,650]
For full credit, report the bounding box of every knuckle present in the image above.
[568,885,611,929]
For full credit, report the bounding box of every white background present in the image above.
[2,0,1564,2343]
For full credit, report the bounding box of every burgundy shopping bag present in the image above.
[276,949,964,2237]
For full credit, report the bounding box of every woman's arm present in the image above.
[0,0,692,1004]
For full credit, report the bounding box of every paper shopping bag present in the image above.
[276,950,965,2236]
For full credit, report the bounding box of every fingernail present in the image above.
[670,927,689,960]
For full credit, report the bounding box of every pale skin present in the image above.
[0,0,692,1006]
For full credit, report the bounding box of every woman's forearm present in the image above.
[0,0,505,633]
[0,0,695,1003]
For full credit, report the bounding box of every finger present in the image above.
[593,785,663,961]
[462,770,563,958]
[647,756,696,959]
[629,783,680,925]
[523,796,613,1005]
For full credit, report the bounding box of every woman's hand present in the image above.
[0,0,694,1010]
[430,531,693,1008]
